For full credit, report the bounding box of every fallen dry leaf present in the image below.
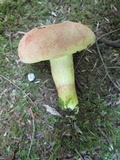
[43,105,61,117]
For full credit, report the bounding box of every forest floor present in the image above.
[0,0,120,159]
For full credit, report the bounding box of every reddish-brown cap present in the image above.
[18,21,95,63]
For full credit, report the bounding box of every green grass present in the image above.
[0,0,120,159]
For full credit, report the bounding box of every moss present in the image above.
[0,0,120,159]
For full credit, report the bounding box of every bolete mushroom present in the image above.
[18,21,95,110]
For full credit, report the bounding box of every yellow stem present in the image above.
[50,55,78,110]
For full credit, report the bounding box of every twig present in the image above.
[75,149,83,160]
[9,32,13,54]
[98,128,114,150]
[27,108,35,158]
[75,50,86,70]
[0,75,36,157]
[0,74,36,105]
[6,32,13,54]
[95,41,120,91]
[0,75,22,91]
[107,66,120,69]
[98,37,120,48]
[97,28,120,41]
[17,31,26,35]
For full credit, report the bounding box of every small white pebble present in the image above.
[27,73,35,82]
[3,132,7,136]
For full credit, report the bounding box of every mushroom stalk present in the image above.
[50,54,78,110]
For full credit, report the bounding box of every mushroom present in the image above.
[18,21,95,110]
